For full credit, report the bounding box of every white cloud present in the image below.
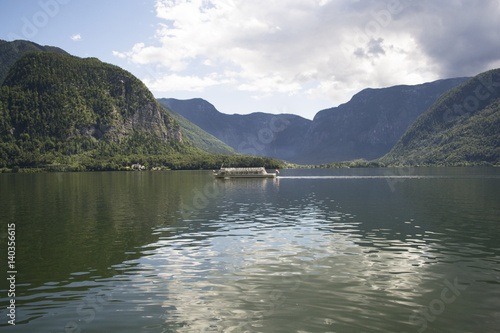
[112,50,126,59]
[143,72,234,92]
[71,33,82,41]
[114,0,500,112]
[237,74,302,97]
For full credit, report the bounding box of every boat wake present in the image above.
[278,175,446,179]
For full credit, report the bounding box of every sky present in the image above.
[1,0,500,119]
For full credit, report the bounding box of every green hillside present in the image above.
[0,51,186,169]
[380,68,500,166]
[0,51,282,171]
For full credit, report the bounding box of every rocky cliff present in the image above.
[0,51,185,167]
[296,77,470,164]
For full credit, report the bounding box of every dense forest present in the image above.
[0,39,69,84]
[0,51,282,171]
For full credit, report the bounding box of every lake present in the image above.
[1,168,499,332]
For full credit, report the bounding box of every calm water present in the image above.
[1,168,499,332]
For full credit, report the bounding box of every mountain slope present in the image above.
[157,99,237,155]
[380,68,500,166]
[161,78,469,164]
[0,39,68,85]
[297,77,470,164]
[0,52,189,168]
[159,98,311,160]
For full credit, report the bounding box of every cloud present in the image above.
[143,72,234,92]
[114,0,500,107]
[399,0,500,78]
[70,33,82,41]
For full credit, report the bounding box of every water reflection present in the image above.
[131,189,442,332]
[1,169,499,332]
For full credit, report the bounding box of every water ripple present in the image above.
[2,169,499,332]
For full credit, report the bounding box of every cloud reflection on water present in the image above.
[134,190,439,332]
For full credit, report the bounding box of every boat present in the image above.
[213,167,277,179]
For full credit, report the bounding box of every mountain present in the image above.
[158,98,311,161]
[157,100,236,155]
[0,40,236,158]
[163,79,469,164]
[296,77,470,164]
[2,42,485,168]
[0,51,188,169]
[380,68,500,166]
[0,39,68,85]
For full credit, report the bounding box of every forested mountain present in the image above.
[0,39,68,85]
[0,50,281,171]
[0,51,189,169]
[380,68,500,166]
[158,98,311,161]
[296,78,470,164]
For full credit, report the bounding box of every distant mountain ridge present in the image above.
[158,101,237,155]
[158,98,311,161]
[162,77,470,164]
[298,77,470,164]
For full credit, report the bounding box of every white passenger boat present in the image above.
[214,167,277,179]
